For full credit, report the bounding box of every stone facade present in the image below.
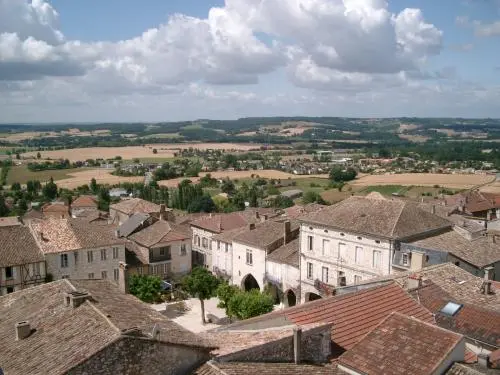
[67,336,211,375]
[0,261,46,295]
[210,238,233,279]
[231,241,267,291]
[45,244,126,286]
[191,226,215,268]
[265,260,299,306]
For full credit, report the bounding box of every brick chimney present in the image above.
[255,211,260,220]
[64,291,91,308]
[15,321,31,340]
[431,205,436,215]
[410,251,426,271]
[283,220,292,244]
[407,273,422,290]
[261,214,268,223]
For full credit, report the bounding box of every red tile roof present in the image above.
[42,203,69,213]
[71,195,97,208]
[338,312,463,375]
[191,212,251,233]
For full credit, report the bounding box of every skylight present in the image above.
[440,302,463,316]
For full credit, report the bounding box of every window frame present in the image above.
[307,262,314,279]
[246,249,253,265]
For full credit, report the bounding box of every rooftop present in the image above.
[409,229,500,268]
[266,237,300,267]
[300,193,452,240]
[109,198,162,215]
[225,282,433,353]
[0,225,44,267]
[283,203,327,219]
[42,202,69,213]
[30,218,125,254]
[71,195,97,208]
[0,216,21,227]
[233,219,299,250]
[194,361,339,375]
[0,279,212,375]
[117,212,151,237]
[338,312,464,375]
[128,220,191,248]
[191,211,258,233]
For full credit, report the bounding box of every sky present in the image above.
[1,0,500,123]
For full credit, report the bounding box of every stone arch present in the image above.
[284,289,297,307]
[242,274,260,291]
[305,292,322,302]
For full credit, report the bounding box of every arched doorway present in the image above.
[284,289,297,307]
[266,283,281,305]
[242,274,260,291]
[305,292,322,302]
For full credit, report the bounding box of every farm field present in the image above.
[479,181,500,194]
[6,166,94,185]
[360,185,409,196]
[279,177,330,194]
[351,173,494,189]
[55,169,143,189]
[22,143,263,162]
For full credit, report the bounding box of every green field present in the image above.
[141,133,183,139]
[6,166,91,185]
[279,177,331,194]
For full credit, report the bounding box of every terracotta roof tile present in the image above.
[266,238,300,267]
[300,194,451,240]
[71,195,97,208]
[0,216,21,227]
[193,361,341,375]
[110,198,162,215]
[42,203,69,213]
[129,220,191,248]
[0,225,44,267]
[233,219,299,250]
[338,312,463,375]
[191,212,252,233]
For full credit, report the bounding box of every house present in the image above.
[281,189,303,200]
[41,202,70,219]
[22,208,43,223]
[0,225,46,295]
[337,312,465,375]
[298,192,451,303]
[0,216,22,227]
[109,187,128,198]
[126,219,192,280]
[446,190,500,219]
[231,219,299,296]
[282,203,327,219]
[29,218,126,285]
[70,195,98,217]
[210,226,249,280]
[109,198,169,225]
[0,279,213,375]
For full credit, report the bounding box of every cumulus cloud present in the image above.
[474,20,500,36]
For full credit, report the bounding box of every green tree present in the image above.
[221,179,236,195]
[42,177,58,200]
[302,191,327,205]
[216,282,240,320]
[97,188,111,211]
[182,267,220,324]
[271,195,294,209]
[227,289,274,320]
[11,182,21,191]
[329,166,357,183]
[129,274,162,303]
[0,194,9,216]
[152,148,158,154]
[18,198,28,212]
[90,178,98,194]
[187,195,216,213]
[36,152,41,159]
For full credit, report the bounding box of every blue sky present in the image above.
[1,0,499,122]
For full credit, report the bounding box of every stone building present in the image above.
[29,218,126,285]
[70,195,98,217]
[41,201,70,219]
[0,279,214,374]
[298,193,451,303]
[0,225,46,295]
[109,198,169,225]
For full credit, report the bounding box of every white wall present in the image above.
[0,262,46,295]
[191,226,216,268]
[211,239,233,276]
[232,241,266,291]
[266,260,300,293]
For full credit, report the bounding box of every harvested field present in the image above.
[55,169,143,189]
[479,181,500,194]
[6,166,93,185]
[22,143,263,162]
[158,170,329,187]
[0,131,58,142]
[351,173,494,189]
[398,134,430,143]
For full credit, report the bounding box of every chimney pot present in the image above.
[293,327,302,364]
[15,321,31,340]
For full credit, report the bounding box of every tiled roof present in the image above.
[409,229,500,268]
[110,198,162,215]
[338,312,463,375]
[42,203,69,213]
[118,212,151,237]
[191,212,253,233]
[300,194,452,240]
[71,195,97,208]
[193,361,340,375]
[0,225,44,267]
[226,282,433,353]
[233,219,300,250]
[283,203,327,219]
[22,209,43,221]
[125,240,149,265]
[129,220,191,248]
[0,280,212,375]
[446,363,485,375]
[0,216,21,227]
[266,238,300,267]
[410,280,500,347]
[30,218,125,254]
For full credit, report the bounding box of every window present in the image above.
[180,244,187,256]
[60,254,69,268]
[112,247,119,259]
[322,267,329,283]
[34,263,40,275]
[225,243,229,253]
[402,253,409,266]
[74,252,78,265]
[5,266,13,279]
[113,269,119,281]
[354,275,362,284]
[307,236,313,251]
[440,302,463,316]
[322,239,329,256]
[160,248,165,256]
[6,287,14,294]
[338,243,346,259]
[87,251,93,263]
[307,262,313,279]
[217,241,221,250]
[88,273,94,279]
[101,271,107,279]
[246,249,253,265]
[355,246,363,264]
[100,249,107,261]
[373,250,381,269]
[202,238,208,249]
[197,236,201,247]
[164,263,169,274]
[138,267,143,275]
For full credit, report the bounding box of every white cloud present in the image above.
[475,20,500,36]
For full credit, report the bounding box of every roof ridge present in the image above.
[390,200,407,238]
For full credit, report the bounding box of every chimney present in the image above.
[255,211,260,220]
[431,205,436,215]
[410,251,426,271]
[484,266,494,281]
[248,223,256,231]
[15,321,31,340]
[65,291,91,308]
[478,353,490,369]
[261,214,268,223]
[159,204,166,221]
[293,327,302,364]
[407,273,422,290]
[119,262,129,293]
[284,220,291,244]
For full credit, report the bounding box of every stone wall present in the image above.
[218,324,331,364]
[68,337,210,375]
